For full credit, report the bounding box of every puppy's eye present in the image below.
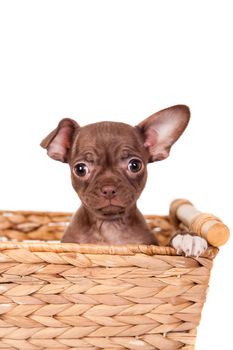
[74,163,89,177]
[128,159,142,173]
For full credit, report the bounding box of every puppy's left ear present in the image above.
[137,105,190,162]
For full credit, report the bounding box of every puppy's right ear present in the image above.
[40,118,80,162]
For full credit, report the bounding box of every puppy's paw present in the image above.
[171,233,208,257]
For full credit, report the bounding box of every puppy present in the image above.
[41,105,207,256]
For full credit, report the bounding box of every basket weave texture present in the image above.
[0,210,218,350]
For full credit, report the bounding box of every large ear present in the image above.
[137,105,190,162]
[40,118,80,162]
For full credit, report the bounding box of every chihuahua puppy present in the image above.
[41,105,207,256]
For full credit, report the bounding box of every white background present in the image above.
[0,1,232,349]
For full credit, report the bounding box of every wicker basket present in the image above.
[0,201,224,350]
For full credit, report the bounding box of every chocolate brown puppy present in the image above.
[41,105,190,245]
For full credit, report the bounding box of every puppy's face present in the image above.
[69,122,149,220]
[41,105,190,220]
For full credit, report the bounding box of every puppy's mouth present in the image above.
[97,205,125,219]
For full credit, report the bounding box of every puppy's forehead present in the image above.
[75,121,145,151]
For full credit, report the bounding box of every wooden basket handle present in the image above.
[170,199,230,247]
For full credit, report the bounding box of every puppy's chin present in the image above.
[95,205,126,221]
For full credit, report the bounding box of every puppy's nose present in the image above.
[101,185,117,199]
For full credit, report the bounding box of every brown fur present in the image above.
[41,105,190,245]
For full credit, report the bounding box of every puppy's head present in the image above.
[41,105,190,220]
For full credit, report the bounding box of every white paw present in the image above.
[171,233,208,257]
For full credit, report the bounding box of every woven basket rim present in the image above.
[0,241,218,259]
[0,209,219,259]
